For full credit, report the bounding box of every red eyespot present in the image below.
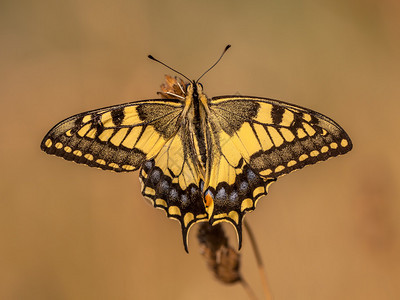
[204,191,213,207]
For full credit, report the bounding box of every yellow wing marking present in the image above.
[120,106,140,125]
[44,139,52,148]
[144,187,156,196]
[108,163,119,168]
[296,128,307,139]
[77,123,91,137]
[208,152,237,190]
[155,198,167,207]
[241,199,253,212]
[218,130,242,166]
[168,206,181,216]
[153,134,196,190]
[310,150,319,157]
[302,113,312,122]
[267,127,284,147]
[321,146,329,153]
[231,123,259,160]
[121,126,142,149]
[84,154,94,161]
[135,126,166,158]
[122,165,135,170]
[254,102,273,123]
[341,139,349,147]
[253,124,273,151]
[100,112,115,127]
[73,150,82,156]
[86,128,97,139]
[96,159,106,165]
[280,110,295,126]
[110,128,129,146]
[299,154,308,161]
[260,169,272,176]
[303,123,316,136]
[82,115,91,123]
[184,213,195,227]
[280,128,295,142]
[228,211,239,224]
[98,129,114,142]
[64,146,72,153]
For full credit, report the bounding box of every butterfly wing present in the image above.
[139,125,208,252]
[41,98,208,251]
[41,99,183,172]
[204,96,352,246]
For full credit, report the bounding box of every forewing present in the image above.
[41,99,183,172]
[210,96,352,178]
[139,127,207,252]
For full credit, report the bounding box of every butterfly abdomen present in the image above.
[191,89,208,170]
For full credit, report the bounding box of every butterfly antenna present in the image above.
[196,44,231,83]
[148,55,191,82]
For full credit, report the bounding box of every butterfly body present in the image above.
[41,75,352,252]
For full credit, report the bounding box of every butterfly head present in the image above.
[188,81,203,95]
[183,80,206,99]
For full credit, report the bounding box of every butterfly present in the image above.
[41,45,352,252]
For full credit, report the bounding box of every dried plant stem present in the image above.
[244,220,273,300]
[240,277,258,300]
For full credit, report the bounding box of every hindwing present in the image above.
[139,126,208,252]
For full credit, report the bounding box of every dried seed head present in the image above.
[158,75,187,99]
[197,223,241,284]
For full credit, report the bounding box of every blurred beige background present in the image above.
[1,0,400,299]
